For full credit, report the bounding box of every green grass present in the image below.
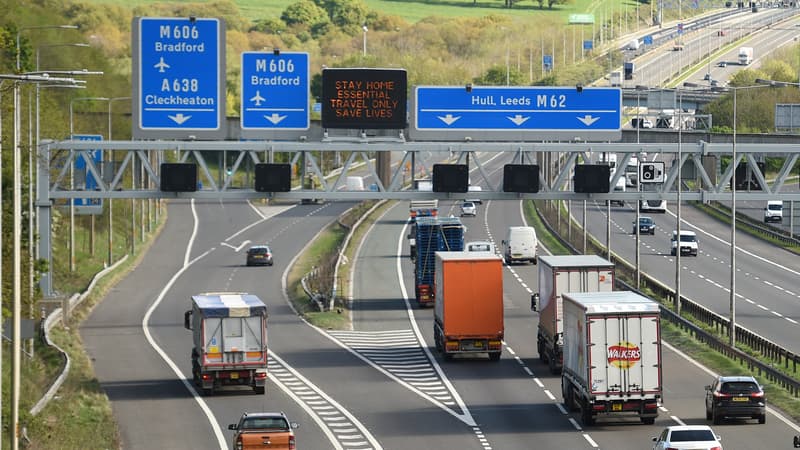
[85,0,683,25]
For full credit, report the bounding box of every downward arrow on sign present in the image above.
[168,113,191,125]
[507,114,530,126]
[437,114,460,125]
[577,115,600,126]
[265,113,287,124]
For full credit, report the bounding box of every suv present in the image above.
[229,411,299,450]
[764,200,783,223]
[670,230,698,256]
[705,375,766,424]
[633,216,656,235]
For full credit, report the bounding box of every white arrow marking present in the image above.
[168,113,191,125]
[220,239,251,252]
[437,114,461,125]
[577,115,600,126]
[265,113,287,124]
[507,114,530,126]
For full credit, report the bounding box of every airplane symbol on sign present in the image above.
[154,57,170,73]
[250,90,265,106]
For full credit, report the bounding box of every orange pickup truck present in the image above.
[228,412,299,450]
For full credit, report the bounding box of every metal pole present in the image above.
[730,88,737,347]
[27,88,35,357]
[676,90,682,315]
[12,80,22,450]
[635,92,641,289]
[0,82,4,448]
[606,199,611,260]
[583,200,587,253]
[69,100,75,272]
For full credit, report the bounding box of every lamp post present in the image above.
[634,85,650,290]
[362,25,368,56]
[0,73,83,450]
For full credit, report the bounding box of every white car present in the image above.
[764,200,783,223]
[460,201,477,217]
[652,425,722,450]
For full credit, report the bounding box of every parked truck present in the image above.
[415,216,464,306]
[531,255,615,374]
[184,292,269,395]
[434,251,504,361]
[561,291,662,426]
[739,46,753,65]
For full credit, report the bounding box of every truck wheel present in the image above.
[489,352,501,362]
[254,386,265,395]
[539,342,548,364]
[434,328,442,352]
[548,355,559,375]
[641,416,655,425]
[202,388,214,396]
[705,407,712,420]
[581,403,595,426]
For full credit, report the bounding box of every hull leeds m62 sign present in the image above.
[321,68,407,129]
[411,86,621,141]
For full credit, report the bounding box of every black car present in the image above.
[246,245,274,266]
[633,216,656,235]
[705,375,766,424]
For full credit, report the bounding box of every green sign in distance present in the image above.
[569,14,595,24]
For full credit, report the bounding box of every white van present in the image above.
[764,200,783,223]
[346,176,365,191]
[501,226,538,265]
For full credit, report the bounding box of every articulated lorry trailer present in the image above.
[561,291,663,426]
[531,255,615,374]
[184,292,269,395]
[434,251,504,361]
[414,216,464,306]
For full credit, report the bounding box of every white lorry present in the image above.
[738,46,753,65]
[531,255,615,374]
[184,293,269,395]
[561,291,662,426]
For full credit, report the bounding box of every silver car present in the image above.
[460,201,477,217]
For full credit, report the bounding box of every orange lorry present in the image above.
[433,251,504,361]
[228,411,299,450]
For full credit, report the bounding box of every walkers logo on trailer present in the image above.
[607,341,641,369]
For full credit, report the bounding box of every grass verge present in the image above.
[2,204,167,450]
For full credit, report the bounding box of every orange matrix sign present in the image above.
[322,68,407,129]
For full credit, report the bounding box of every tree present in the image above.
[281,0,330,36]
[473,64,525,86]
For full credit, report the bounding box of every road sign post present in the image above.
[410,86,621,141]
[132,17,226,139]
[71,134,103,215]
[240,51,309,138]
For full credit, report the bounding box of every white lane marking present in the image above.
[582,433,599,448]
[670,415,686,426]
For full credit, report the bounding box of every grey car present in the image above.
[246,245,274,266]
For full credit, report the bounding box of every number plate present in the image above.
[473,341,484,348]
[732,396,748,402]
[612,403,622,411]
[230,372,239,380]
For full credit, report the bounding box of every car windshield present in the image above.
[680,234,696,243]
[640,218,653,225]
[670,429,715,442]
[249,247,270,255]
[768,204,782,211]
[242,417,289,431]
[462,202,474,208]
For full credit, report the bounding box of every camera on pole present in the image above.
[639,162,665,184]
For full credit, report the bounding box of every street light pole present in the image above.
[362,25,368,56]
[730,87,737,347]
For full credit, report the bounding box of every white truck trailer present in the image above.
[184,292,269,395]
[561,291,662,426]
[531,255,615,374]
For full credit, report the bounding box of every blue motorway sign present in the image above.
[136,17,224,133]
[241,52,309,130]
[414,86,621,132]
[71,134,103,212]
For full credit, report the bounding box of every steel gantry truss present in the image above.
[42,138,800,202]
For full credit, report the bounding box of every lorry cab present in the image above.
[501,226,538,265]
